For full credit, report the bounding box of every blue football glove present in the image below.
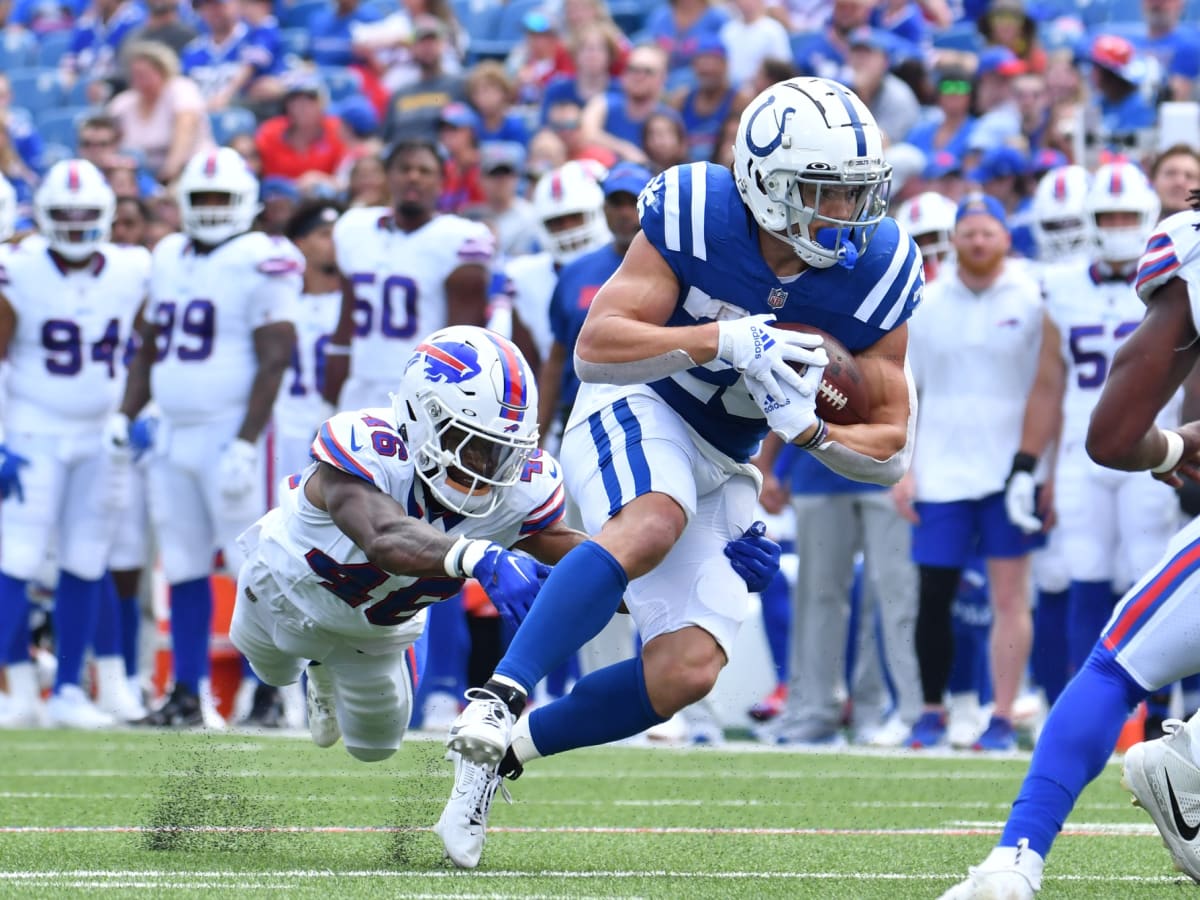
[128,416,159,462]
[0,444,30,503]
[724,521,781,593]
[469,544,553,627]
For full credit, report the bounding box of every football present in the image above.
[771,323,871,426]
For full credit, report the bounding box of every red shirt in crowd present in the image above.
[255,115,348,179]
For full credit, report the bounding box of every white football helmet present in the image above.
[0,174,16,242]
[177,147,260,245]
[394,326,539,518]
[895,192,956,266]
[33,159,115,260]
[1085,161,1160,263]
[532,161,610,265]
[1031,165,1092,261]
[733,76,891,269]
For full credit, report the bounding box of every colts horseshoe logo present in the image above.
[744,95,796,158]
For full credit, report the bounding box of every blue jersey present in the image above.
[67,2,145,77]
[182,19,283,100]
[637,162,923,462]
[308,4,382,66]
[549,243,623,425]
[679,87,736,162]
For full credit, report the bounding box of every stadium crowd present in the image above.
[0,0,1197,758]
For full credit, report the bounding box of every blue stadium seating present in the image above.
[609,0,651,36]
[319,66,363,102]
[65,76,96,107]
[40,141,74,168]
[932,22,985,52]
[36,107,93,152]
[209,106,258,145]
[7,68,64,111]
[34,29,71,68]
[279,0,325,30]
[280,27,310,61]
[0,29,35,69]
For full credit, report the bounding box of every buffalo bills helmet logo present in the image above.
[414,341,482,383]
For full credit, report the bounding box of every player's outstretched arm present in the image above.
[1087,277,1200,478]
[1015,312,1066,461]
[236,320,297,444]
[516,519,587,566]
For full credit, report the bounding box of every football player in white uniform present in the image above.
[498,161,611,369]
[895,191,956,283]
[1029,165,1092,264]
[941,189,1200,898]
[0,174,16,245]
[111,147,302,727]
[0,160,149,729]
[323,140,495,412]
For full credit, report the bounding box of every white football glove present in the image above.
[745,372,820,444]
[218,439,258,502]
[101,412,132,459]
[714,314,828,396]
[1004,470,1041,534]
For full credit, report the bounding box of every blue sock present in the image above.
[1000,647,1145,857]
[496,541,628,694]
[93,575,122,657]
[760,569,791,683]
[0,573,29,668]
[1067,581,1117,672]
[119,590,140,677]
[170,577,213,692]
[1032,589,1069,705]
[53,572,103,690]
[528,656,667,757]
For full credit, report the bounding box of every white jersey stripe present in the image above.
[664,167,681,253]
[852,236,908,323]
[689,162,707,261]
[879,252,921,330]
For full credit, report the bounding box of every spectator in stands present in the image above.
[1087,35,1157,151]
[256,74,347,191]
[525,128,568,185]
[76,114,122,169]
[382,14,465,142]
[108,41,215,183]
[351,0,465,95]
[671,34,735,162]
[846,27,919,143]
[905,66,976,161]
[437,102,483,213]
[1012,71,1051,154]
[471,142,538,258]
[872,0,930,51]
[733,56,799,110]
[112,194,151,246]
[967,47,1025,155]
[227,131,262,175]
[257,174,299,235]
[562,0,629,74]
[101,152,140,196]
[925,149,969,203]
[0,127,31,204]
[11,0,73,34]
[310,0,382,67]
[977,0,1044,73]
[642,110,688,174]
[644,0,730,77]
[331,95,383,179]
[581,44,670,166]
[466,62,529,149]
[124,0,198,55]
[1150,144,1200,216]
[345,153,387,206]
[1137,0,1200,100]
[541,26,620,125]
[708,110,740,167]
[968,144,1035,257]
[508,11,575,108]
[61,0,146,99]
[183,0,285,114]
[544,101,616,168]
[720,0,791,90]
[0,73,43,177]
[792,0,876,84]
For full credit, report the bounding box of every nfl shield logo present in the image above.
[767,287,787,309]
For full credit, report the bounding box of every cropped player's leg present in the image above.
[324,643,417,763]
[1067,580,1117,671]
[1031,525,1071,708]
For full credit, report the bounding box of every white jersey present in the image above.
[149,231,303,425]
[274,289,340,441]
[503,251,557,363]
[1137,209,1200,325]
[908,261,1045,502]
[0,241,149,434]
[333,208,495,384]
[250,407,565,650]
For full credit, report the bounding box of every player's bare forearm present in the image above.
[516,520,587,565]
[537,341,567,443]
[445,265,489,328]
[119,316,156,419]
[1018,315,1066,458]
[576,234,719,370]
[512,313,541,374]
[0,294,16,361]
[1088,279,1200,469]
[322,276,358,405]
[317,463,456,577]
[238,321,296,443]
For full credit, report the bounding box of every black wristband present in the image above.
[1010,452,1037,476]
[800,417,829,451]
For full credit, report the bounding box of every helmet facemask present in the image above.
[1035,216,1091,259]
[40,204,112,260]
[181,188,257,246]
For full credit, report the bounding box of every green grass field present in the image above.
[0,729,1191,899]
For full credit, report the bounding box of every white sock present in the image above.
[510,715,541,766]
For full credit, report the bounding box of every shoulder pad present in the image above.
[310,410,411,487]
[515,449,566,536]
[638,162,738,269]
[1137,210,1199,303]
[846,218,925,330]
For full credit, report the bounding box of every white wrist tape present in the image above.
[443,536,492,578]
[574,348,700,386]
[1151,430,1185,474]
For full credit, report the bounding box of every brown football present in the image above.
[771,323,871,426]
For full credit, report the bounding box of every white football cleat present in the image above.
[305,664,340,749]
[938,839,1043,899]
[0,662,43,728]
[434,750,508,869]
[198,679,227,730]
[1123,718,1200,883]
[861,713,912,748]
[446,688,514,765]
[45,684,117,730]
[94,656,146,721]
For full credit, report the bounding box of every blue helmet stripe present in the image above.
[828,82,867,157]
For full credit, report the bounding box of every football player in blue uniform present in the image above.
[437,76,923,865]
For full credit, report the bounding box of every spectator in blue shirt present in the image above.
[183,0,284,113]
[0,74,44,176]
[791,0,876,83]
[580,44,671,166]
[967,145,1036,257]
[643,0,730,78]
[309,0,382,68]
[1137,0,1200,100]
[466,61,530,150]
[1088,34,1157,151]
[873,0,930,52]
[11,0,82,34]
[62,0,147,99]
[905,66,977,161]
[539,24,620,126]
[671,34,735,162]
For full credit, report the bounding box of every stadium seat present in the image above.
[0,29,35,69]
[469,0,544,60]
[457,0,504,61]
[931,22,984,53]
[65,77,97,107]
[36,107,92,152]
[319,66,363,102]
[280,27,310,61]
[209,106,258,144]
[609,0,650,36]
[279,0,325,30]
[40,141,74,167]
[34,29,70,68]
[7,68,64,111]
